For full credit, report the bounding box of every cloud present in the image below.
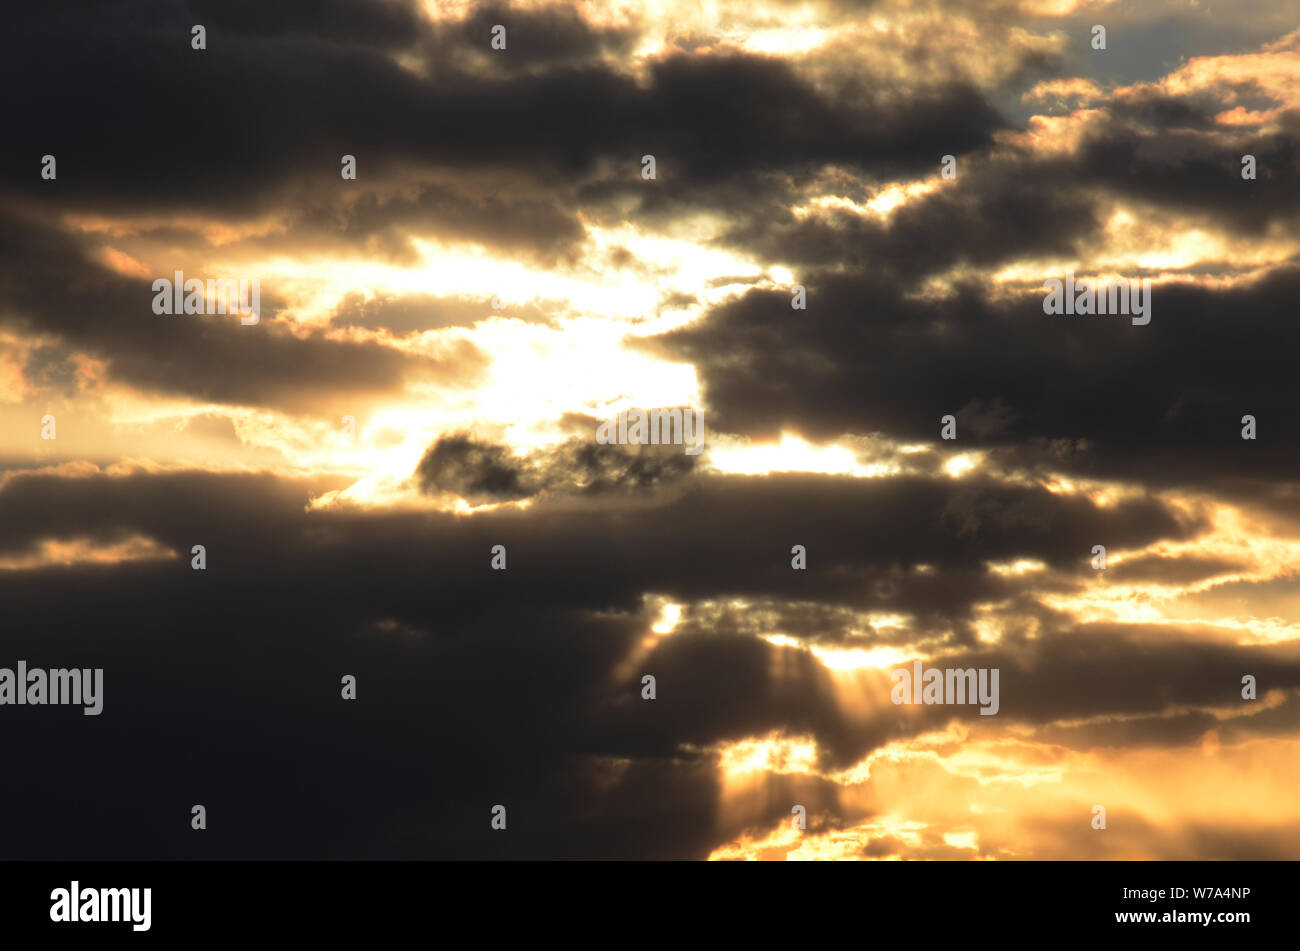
[0,212,488,414]
[6,0,1300,861]
[415,432,699,502]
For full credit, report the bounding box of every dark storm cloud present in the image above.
[341,182,584,258]
[6,0,1289,264]
[0,212,486,413]
[417,434,531,500]
[725,163,1099,277]
[571,71,1006,235]
[0,466,1286,857]
[415,432,699,502]
[974,626,1297,728]
[650,264,1300,496]
[1028,692,1300,753]
[21,345,81,392]
[708,111,1299,280]
[1,0,1007,220]
[694,626,1300,768]
[616,60,1001,182]
[190,0,428,47]
[6,0,1298,864]
[445,1,639,72]
[0,467,737,857]
[639,93,1297,290]
[1073,107,1300,233]
[1105,88,1224,131]
[621,618,1300,770]
[0,466,1196,638]
[256,182,589,266]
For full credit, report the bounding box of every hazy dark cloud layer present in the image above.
[416,433,700,501]
[0,468,1283,858]
[652,266,1300,494]
[4,0,1300,861]
[0,211,486,413]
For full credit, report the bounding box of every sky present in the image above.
[3,0,1300,860]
